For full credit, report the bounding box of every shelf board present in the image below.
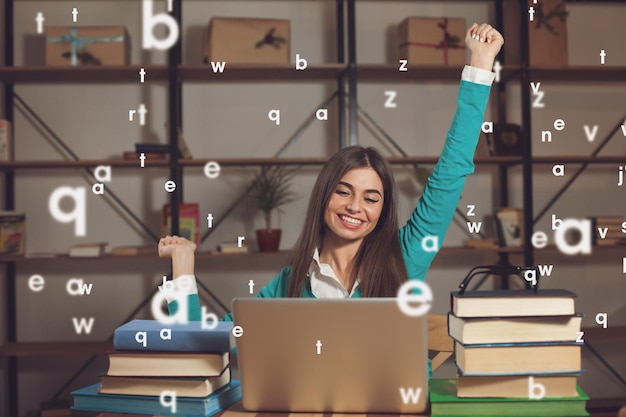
[0,156,521,170]
[528,66,626,82]
[0,159,169,169]
[0,65,168,83]
[181,156,522,167]
[1,156,620,171]
[0,341,112,357]
[0,250,296,263]
[179,64,347,82]
[2,65,624,84]
[357,64,518,82]
[531,156,624,164]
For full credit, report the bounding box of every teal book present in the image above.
[430,378,589,417]
[71,379,241,417]
[114,319,232,353]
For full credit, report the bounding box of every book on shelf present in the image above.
[448,313,583,344]
[72,380,241,417]
[589,215,625,245]
[163,122,194,159]
[591,215,624,224]
[457,374,579,398]
[430,378,589,417]
[114,319,233,353]
[99,368,231,397]
[68,242,108,258]
[450,289,577,318]
[122,151,167,161]
[455,341,583,376]
[462,238,497,249]
[106,351,230,377]
[0,211,25,255]
[177,127,193,159]
[134,143,169,153]
[217,242,249,254]
[0,119,12,161]
[161,202,200,245]
[111,245,154,256]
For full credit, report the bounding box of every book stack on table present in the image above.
[72,320,241,417]
[430,289,589,417]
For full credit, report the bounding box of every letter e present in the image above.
[232,326,244,338]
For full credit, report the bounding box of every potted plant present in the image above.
[249,165,296,252]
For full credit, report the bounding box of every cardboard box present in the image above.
[0,212,25,255]
[528,0,568,67]
[0,120,12,161]
[204,18,290,64]
[398,17,466,66]
[45,26,130,66]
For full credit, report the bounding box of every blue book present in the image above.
[114,319,232,353]
[72,379,241,417]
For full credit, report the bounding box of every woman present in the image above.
[159,23,504,323]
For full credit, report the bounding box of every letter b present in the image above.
[295,54,308,70]
[528,376,546,399]
[142,0,179,50]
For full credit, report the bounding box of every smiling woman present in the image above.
[158,22,504,318]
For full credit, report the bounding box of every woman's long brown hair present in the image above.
[287,146,409,297]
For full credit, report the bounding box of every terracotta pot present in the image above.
[256,229,281,252]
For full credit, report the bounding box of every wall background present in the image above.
[1,1,625,415]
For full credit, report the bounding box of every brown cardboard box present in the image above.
[528,0,568,67]
[203,18,290,64]
[398,17,466,66]
[45,26,130,66]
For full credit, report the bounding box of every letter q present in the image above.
[135,331,147,348]
[48,186,86,237]
[268,109,281,125]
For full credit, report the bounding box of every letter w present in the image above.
[210,61,226,73]
[537,264,553,277]
[80,283,93,295]
[399,387,422,405]
[467,221,482,233]
[72,317,95,334]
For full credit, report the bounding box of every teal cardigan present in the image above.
[168,79,491,378]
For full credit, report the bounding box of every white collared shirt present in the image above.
[309,248,360,298]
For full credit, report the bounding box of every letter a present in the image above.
[552,164,565,177]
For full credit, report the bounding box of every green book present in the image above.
[430,378,589,417]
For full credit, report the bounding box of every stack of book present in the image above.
[72,320,241,417]
[589,215,625,245]
[431,289,589,416]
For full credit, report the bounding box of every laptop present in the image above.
[232,298,428,413]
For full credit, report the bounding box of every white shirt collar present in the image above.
[309,248,360,298]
